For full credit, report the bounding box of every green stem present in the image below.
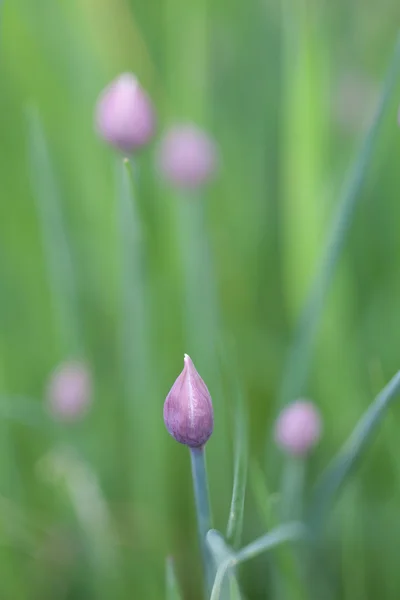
[190,446,214,596]
[117,158,160,504]
[178,195,219,357]
[280,457,305,521]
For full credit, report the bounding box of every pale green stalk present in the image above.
[190,446,214,597]
[116,158,162,505]
[280,456,305,521]
[177,196,219,359]
[117,159,148,404]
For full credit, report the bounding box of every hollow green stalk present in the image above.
[190,446,214,597]
[280,456,306,521]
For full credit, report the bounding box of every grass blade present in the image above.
[217,335,248,550]
[228,575,243,600]
[117,158,148,402]
[279,32,400,405]
[27,108,82,356]
[210,523,305,600]
[39,448,122,599]
[207,530,242,600]
[235,522,305,564]
[280,0,329,321]
[226,387,248,549]
[308,370,400,533]
[116,158,161,498]
[165,556,183,600]
[210,557,237,600]
[250,461,308,600]
[249,461,279,528]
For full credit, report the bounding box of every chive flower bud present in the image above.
[46,361,92,422]
[274,400,322,456]
[95,73,156,153]
[163,354,214,447]
[156,123,218,189]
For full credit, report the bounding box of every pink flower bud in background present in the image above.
[164,354,214,447]
[156,124,218,189]
[95,73,156,153]
[46,362,92,423]
[274,400,322,456]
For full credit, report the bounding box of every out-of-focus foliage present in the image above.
[1,0,400,598]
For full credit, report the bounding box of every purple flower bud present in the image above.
[95,73,156,153]
[46,362,92,423]
[164,354,214,448]
[156,124,218,189]
[274,400,322,456]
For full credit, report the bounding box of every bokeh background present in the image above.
[1,0,400,598]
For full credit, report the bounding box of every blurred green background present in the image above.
[1,0,400,598]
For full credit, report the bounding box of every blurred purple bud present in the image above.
[157,124,218,189]
[46,362,92,423]
[95,73,156,153]
[164,354,214,448]
[274,400,322,456]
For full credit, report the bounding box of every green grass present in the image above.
[1,0,400,598]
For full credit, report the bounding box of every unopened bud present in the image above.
[46,362,92,423]
[156,124,218,189]
[163,354,214,447]
[274,400,322,456]
[95,73,156,153]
